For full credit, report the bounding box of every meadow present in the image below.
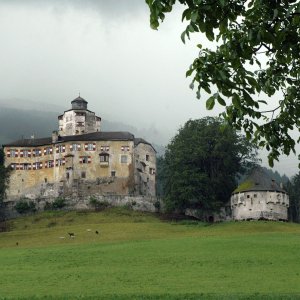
[0,208,300,299]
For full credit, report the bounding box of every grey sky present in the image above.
[0,1,298,176]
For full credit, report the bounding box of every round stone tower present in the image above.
[231,168,289,221]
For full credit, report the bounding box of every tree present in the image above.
[287,173,300,222]
[0,148,10,203]
[159,117,258,213]
[146,0,300,166]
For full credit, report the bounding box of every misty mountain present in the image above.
[0,107,166,156]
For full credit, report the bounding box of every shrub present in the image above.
[154,200,161,212]
[52,197,66,210]
[15,199,36,214]
[44,198,66,211]
[89,197,109,211]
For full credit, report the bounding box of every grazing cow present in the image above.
[68,232,75,238]
[16,242,18,246]
[95,230,99,235]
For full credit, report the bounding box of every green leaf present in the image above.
[205,29,214,41]
[268,156,274,168]
[217,95,226,106]
[191,11,198,22]
[181,31,186,44]
[186,68,193,77]
[232,93,240,108]
[206,95,215,110]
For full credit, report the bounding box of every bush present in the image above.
[89,197,109,211]
[52,197,66,210]
[154,200,161,211]
[44,198,66,211]
[15,199,36,214]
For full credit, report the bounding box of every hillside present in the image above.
[0,208,300,299]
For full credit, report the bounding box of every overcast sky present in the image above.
[0,0,298,176]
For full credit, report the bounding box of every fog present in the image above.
[0,0,298,176]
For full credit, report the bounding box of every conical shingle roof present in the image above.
[233,167,287,194]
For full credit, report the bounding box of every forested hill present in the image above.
[0,107,58,145]
[0,107,165,156]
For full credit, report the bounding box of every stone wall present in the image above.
[231,190,289,221]
[2,195,161,220]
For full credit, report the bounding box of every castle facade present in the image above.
[3,97,156,205]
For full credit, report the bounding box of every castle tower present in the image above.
[58,96,101,136]
[231,167,289,221]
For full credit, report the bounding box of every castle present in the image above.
[2,96,156,211]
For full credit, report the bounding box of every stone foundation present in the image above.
[1,195,161,220]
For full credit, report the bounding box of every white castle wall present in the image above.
[231,190,289,221]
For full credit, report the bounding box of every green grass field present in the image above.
[1,208,300,299]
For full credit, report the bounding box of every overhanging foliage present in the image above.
[146,0,300,167]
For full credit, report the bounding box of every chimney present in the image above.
[52,131,58,143]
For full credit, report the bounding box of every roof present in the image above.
[233,167,287,194]
[71,96,88,104]
[3,131,135,147]
[2,137,53,147]
[134,138,156,153]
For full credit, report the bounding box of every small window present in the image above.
[57,159,64,166]
[34,149,40,156]
[33,162,42,170]
[247,195,250,198]
[100,153,109,162]
[82,156,89,164]
[10,149,17,157]
[121,155,128,163]
[66,172,70,179]
[23,163,30,170]
[44,178,47,183]
[23,150,30,157]
[149,168,155,175]
[87,143,94,151]
[254,194,257,198]
[72,143,80,151]
[58,145,64,153]
[47,160,54,168]
[45,147,52,155]
[100,146,110,152]
[11,163,17,170]
[146,154,149,161]
[121,146,130,152]
[81,172,86,179]
[111,171,116,177]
